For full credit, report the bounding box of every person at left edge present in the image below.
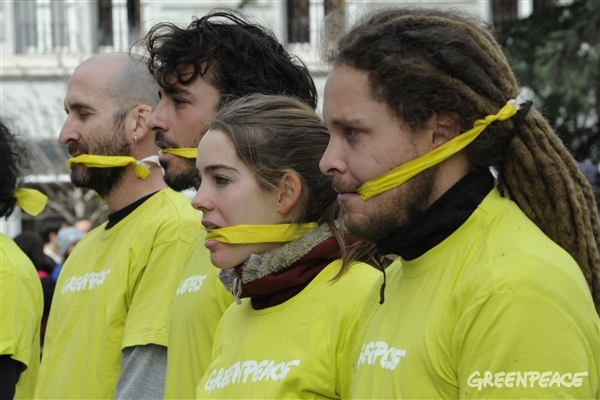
[0,120,44,399]
[34,53,201,399]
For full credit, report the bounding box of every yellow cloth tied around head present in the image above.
[67,154,158,180]
[357,99,522,200]
[14,188,47,216]
[161,148,198,159]
[205,222,319,244]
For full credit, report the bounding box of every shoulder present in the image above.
[458,190,587,305]
[0,234,37,278]
[320,260,380,308]
[139,188,202,243]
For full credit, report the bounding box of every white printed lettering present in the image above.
[204,359,300,393]
[572,372,588,387]
[483,371,494,388]
[467,371,588,391]
[357,341,406,370]
[467,371,482,390]
[61,270,111,293]
[539,371,552,388]
[176,275,207,295]
[504,372,516,387]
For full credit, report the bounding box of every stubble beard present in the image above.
[162,157,201,191]
[155,130,202,191]
[343,166,438,242]
[68,125,131,198]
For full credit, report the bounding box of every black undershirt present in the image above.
[0,355,23,400]
[377,168,495,260]
[105,191,159,230]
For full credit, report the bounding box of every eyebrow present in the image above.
[64,101,91,113]
[202,164,238,174]
[328,116,364,127]
[162,86,192,97]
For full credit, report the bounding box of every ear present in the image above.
[275,171,302,217]
[128,104,153,142]
[431,113,461,148]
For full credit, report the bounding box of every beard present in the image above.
[155,130,201,191]
[341,166,437,242]
[68,125,131,198]
[163,159,201,191]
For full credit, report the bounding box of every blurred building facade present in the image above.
[1,0,539,234]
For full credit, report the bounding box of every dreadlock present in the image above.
[324,7,600,313]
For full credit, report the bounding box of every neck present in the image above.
[427,151,471,208]
[104,164,166,212]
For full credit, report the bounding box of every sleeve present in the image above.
[122,237,194,348]
[337,310,363,398]
[455,290,600,399]
[115,344,167,400]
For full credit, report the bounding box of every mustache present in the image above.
[332,178,362,193]
[67,142,89,157]
[154,130,178,148]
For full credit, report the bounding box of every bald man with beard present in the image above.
[35,53,202,400]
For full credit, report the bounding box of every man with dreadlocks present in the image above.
[319,7,600,399]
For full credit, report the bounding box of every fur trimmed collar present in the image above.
[219,223,333,296]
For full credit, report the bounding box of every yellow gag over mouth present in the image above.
[161,148,198,159]
[204,222,319,244]
[13,188,48,216]
[357,99,523,200]
[67,154,159,180]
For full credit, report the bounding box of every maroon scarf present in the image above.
[235,235,356,310]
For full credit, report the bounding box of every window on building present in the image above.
[127,0,141,43]
[287,0,310,44]
[51,0,68,49]
[14,1,38,53]
[98,0,113,47]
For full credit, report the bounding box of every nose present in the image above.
[146,100,167,132]
[58,117,80,145]
[191,183,213,212]
[319,136,347,177]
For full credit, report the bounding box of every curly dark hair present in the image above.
[0,120,28,218]
[141,8,317,110]
[326,7,600,313]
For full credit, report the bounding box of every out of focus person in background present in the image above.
[49,226,84,282]
[73,217,93,234]
[39,215,67,265]
[0,120,45,399]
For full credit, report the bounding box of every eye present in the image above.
[173,98,187,108]
[343,126,360,137]
[215,176,229,185]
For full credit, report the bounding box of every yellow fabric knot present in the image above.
[67,154,158,180]
[358,100,521,200]
[14,188,48,216]
[204,222,319,244]
[161,148,198,159]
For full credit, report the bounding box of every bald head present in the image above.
[77,53,159,114]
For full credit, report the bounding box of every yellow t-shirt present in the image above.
[35,188,202,399]
[196,260,379,399]
[352,188,600,399]
[0,234,43,399]
[164,235,234,399]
